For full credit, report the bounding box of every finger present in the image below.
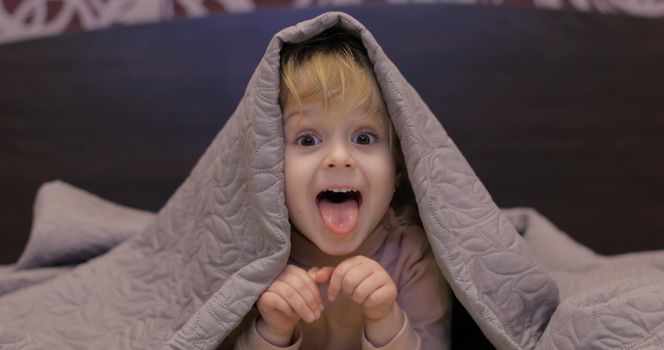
[307,267,319,280]
[328,257,365,301]
[350,271,385,305]
[364,284,398,309]
[292,266,324,306]
[270,281,318,323]
[278,273,321,320]
[284,266,323,308]
[306,267,329,299]
[261,291,295,318]
[341,264,374,298]
[315,266,334,284]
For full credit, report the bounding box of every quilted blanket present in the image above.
[1,12,663,350]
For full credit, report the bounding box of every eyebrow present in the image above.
[283,112,304,128]
[283,110,298,121]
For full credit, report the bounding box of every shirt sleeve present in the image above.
[360,308,422,350]
[394,225,453,350]
[234,316,303,350]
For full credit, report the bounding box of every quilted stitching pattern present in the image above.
[0,21,290,348]
[16,181,155,270]
[348,15,559,349]
[537,278,664,350]
[503,208,664,350]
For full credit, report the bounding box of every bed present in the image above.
[1,4,663,349]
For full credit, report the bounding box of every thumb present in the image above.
[313,266,334,284]
[307,267,319,280]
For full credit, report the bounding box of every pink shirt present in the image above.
[234,209,451,349]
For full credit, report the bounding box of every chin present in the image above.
[320,245,356,257]
[317,230,364,256]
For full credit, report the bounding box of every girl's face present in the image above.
[283,100,396,256]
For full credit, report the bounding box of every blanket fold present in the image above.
[2,11,663,350]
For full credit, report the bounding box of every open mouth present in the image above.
[316,189,362,207]
[316,188,362,235]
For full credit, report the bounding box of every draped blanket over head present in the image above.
[2,12,664,350]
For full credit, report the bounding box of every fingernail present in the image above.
[315,311,321,319]
[306,313,315,323]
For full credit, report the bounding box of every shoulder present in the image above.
[399,224,431,258]
[382,211,431,263]
[375,213,435,280]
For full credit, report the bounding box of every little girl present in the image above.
[235,26,451,350]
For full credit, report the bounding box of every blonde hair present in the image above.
[279,26,420,226]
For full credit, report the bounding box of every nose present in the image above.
[323,140,355,169]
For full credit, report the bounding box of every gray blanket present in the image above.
[1,12,663,350]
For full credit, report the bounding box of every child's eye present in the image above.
[295,133,321,146]
[352,131,377,145]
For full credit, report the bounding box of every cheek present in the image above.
[364,151,397,190]
[381,150,397,181]
[284,149,314,205]
[284,150,299,201]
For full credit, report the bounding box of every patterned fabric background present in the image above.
[0,0,663,44]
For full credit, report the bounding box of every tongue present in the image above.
[318,198,359,235]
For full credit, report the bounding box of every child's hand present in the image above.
[255,265,324,346]
[326,255,397,321]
